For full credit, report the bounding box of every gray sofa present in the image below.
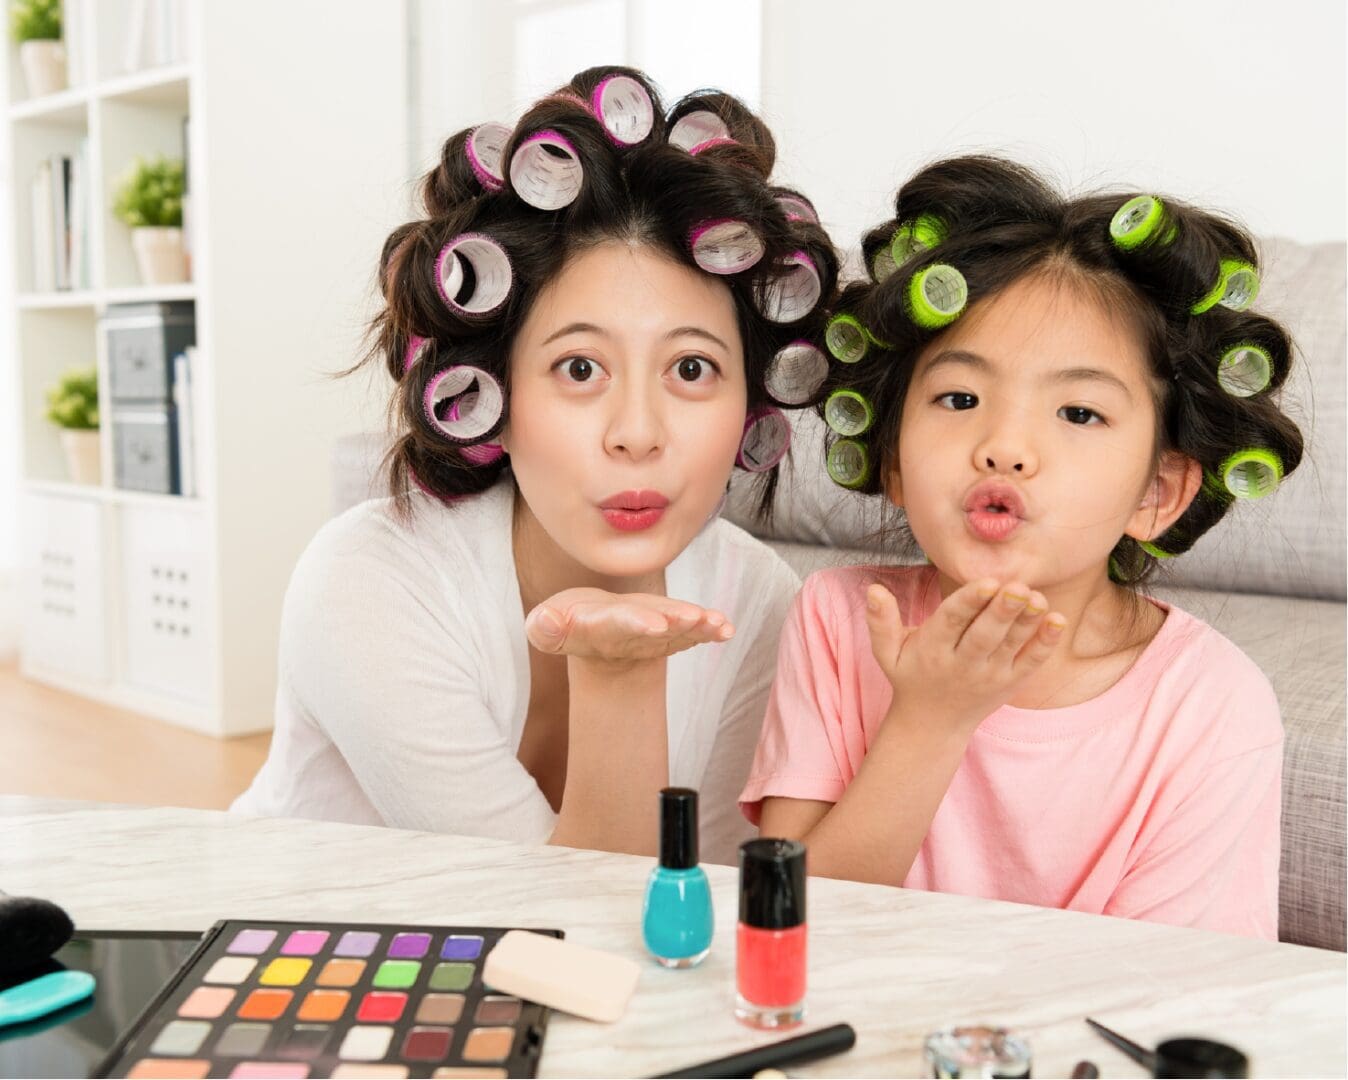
[331,236,1346,952]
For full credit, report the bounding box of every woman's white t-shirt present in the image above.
[231,481,801,865]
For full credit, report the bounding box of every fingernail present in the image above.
[1003,591,1028,608]
[1047,615,1066,633]
[866,592,880,612]
[1026,604,1046,616]
[976,580,998,599]
[534,608,563,637]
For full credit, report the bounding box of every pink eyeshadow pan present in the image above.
[282,929,331,955]
[226,929,276,954]
[229,1065,310,1079]
[177,986,236,1019]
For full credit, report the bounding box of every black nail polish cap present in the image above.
[659,787,699,870]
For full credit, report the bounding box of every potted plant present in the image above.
[45,365,100,485]
[112,155,187,285]
[10,0,66,97]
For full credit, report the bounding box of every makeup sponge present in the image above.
[483,930,640,1023]
[0,897,75,978]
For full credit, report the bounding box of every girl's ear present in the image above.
[1126,451,1203,543]
[883,463,905,510]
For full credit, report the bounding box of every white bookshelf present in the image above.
[4,1,406,735]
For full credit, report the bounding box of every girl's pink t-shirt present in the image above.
[740,565,1283,939]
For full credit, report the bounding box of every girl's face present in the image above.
[890,272,1194,593]
[501,241,748,581]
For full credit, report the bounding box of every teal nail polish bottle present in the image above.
[642,787,713,968]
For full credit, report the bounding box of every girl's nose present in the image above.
[974,413,1037,476]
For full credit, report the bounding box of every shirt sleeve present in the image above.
[698,556,800,865]
[738,572,858,825]
[276,520,558,842]
[1104,670,1283,940]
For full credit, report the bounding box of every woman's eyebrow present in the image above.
[540,321,607,346]
[664,326,730,351]
[923,348,1135,402]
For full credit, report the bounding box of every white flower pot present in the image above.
[19,40,67,98]
[60,429,102,486]
[131,226,188,285]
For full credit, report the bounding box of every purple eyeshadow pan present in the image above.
[388,932,432,959]
[440,935,484,960]
[281,930,330,955]
[333,930,381,957]
[226,929,277,955]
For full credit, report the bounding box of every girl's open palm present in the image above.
[865,578,1067,723]
[525,587,734,664]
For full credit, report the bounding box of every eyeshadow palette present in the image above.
[93,920,562,1079]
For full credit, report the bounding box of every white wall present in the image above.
[760,0,1347,259]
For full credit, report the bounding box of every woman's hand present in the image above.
[525,588,734,665]
[864,578,1066,728]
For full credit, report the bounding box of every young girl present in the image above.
[231,66,840,864]
[739,156,1304,938]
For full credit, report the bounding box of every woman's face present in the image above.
[500,241,748,580]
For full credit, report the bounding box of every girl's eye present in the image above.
[675,356,718,382]
[936,391,978,410]
[1059,405,1103,425]
[559,357,596,382]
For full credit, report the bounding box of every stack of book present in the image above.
[30,141,91,293]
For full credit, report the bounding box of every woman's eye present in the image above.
[1059,405,1103,425]
[935,391,978,410]
[675,356,717,383]
[559,357,596,382]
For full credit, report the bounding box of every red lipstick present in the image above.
[600,490,669,532]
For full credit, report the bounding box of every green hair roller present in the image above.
[890,214,947,265]
[906,264,968,329]
[1138,540,1174,560]
[1110,195,1176,251]
[1191,258,1260,314]
[824,389,875,437]
[826,314,869,363]
[1217,343,1273,398]
[1219,448,1284,500]
[826,438,870,489]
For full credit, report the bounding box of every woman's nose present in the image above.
[604,379,665,460]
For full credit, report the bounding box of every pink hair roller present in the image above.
[777,194,819,225]
[435,232,513,317]
[424,365,506,444]
[445,396,504,466]
[403,335,429,374]
[508,129,583,210]
[668,110,730,151]
[737,406,791,472]
[688,136,737,156]
[590,74,655,146]
[764,340,829,406]
[754,251,823,324]
[689,218,766,275]
[465,122,511,192]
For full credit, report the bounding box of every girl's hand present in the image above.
[864,578,1066,726]
[525,587,734,665]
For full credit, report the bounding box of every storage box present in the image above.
[102,301,195,403]
[112,404,180,494]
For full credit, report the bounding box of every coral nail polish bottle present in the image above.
[641,787,713,968]
[736,838,807,1028]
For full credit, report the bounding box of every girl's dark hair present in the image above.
[825,155,1305,587]
[360,66,839,519]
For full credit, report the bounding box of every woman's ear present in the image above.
[1126,451,1203,542]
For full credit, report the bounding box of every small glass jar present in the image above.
[924,1025,1032,1079]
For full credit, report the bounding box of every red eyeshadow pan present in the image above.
[403,1026,453,1061]
[356,991,408,1023]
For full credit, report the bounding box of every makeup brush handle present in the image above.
[653,1023,857,1079]
[1086,1017,1158,1072]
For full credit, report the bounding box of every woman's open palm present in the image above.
[525,588,734,664]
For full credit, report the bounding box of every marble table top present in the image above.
[1,797,1343,1078]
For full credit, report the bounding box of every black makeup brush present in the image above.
[0,897,75,979]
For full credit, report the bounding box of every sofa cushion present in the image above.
[765,539,1346,951]
[725,238,1347,602]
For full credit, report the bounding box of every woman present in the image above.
[231,67,839,863]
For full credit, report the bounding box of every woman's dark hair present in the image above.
[359,66,839,519]
[823,155,1305,587]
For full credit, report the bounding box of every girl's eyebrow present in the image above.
[923,348,1134,403]
[538,323,729,351]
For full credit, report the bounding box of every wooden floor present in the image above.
[1,660,271,810]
